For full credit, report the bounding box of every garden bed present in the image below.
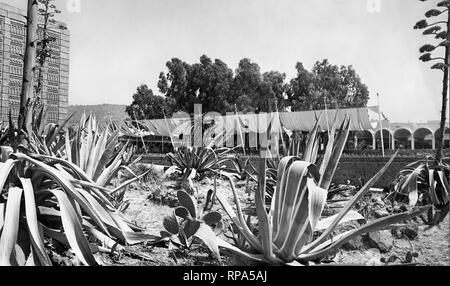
[106,174,450,266]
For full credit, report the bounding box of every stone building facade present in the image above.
[0,2,69,126]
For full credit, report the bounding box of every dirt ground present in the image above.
[113,174,450,266]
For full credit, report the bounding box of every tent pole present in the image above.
[377,93,385,156]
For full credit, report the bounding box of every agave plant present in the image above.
[26,104,74,157]
[167,146,241,179]
[387,157,450,225]
[212,114,429,265]
[0,114,158,266]
[0,150,160,266]
[214,153,429,265]
[247,116,350,207]
[161,190,222,259]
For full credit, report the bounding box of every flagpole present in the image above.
[377,93,385,157]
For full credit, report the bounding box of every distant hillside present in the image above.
[67,104,129,126]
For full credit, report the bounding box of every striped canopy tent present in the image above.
[130,107,377,138]
[279,107,375,132]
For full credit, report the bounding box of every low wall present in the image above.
[333,157,418,188]
[138,154,423,188]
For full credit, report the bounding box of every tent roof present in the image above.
[128,107,377,137]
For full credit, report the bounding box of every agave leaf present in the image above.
[46,113,74,148]
[278,175,324,261]
[105,210,158,245]
[20,178,52,266]
[319,116,339,175]
[76,188,117,227]
[307,179,329,232]
[109,169,152,196]
[298,206,430,261]
[86,127,108,178]
[315,210,365,231]
[193,223,220,260]
[0,203,5,231]
[255,157,276,261]
[84,222,124,251]
[48,189,98,265]
[400,164,425,206]
[92,130,120,181]
[274,161,313,245]
[428,170,450,206]
[429,169,440,205]
[302,151,398,253]
[31,154,95,184]
[303,113,322,162]
[95,142,127,187]
[271,156,300,236]
[0,159,18,191]
[71,127,81,166]
[68,180,115,208]
[0,146,13,163]
[319,118,350,190]
[215,190,261,250]
[14,153,110,235]
[0,187,23,266]
[216,237,266,263]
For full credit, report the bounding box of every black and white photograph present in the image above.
[0,0,448,274]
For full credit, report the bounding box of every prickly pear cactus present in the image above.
[161,190,222,259]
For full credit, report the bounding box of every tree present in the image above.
[231,58,262,112]
[19,0,38,133]
[287,59,369,111]
[338,65,370,108]
[287,62,317,110]
[158,58,193,113]
[414,0,450,163]
[158,55,235,114]
[186,55,234,113]
[126,84,172,120]
[258,71,287,112]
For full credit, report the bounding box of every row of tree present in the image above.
[126,56,370,120]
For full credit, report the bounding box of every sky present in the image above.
[4,0,446,122]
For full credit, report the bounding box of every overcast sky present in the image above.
[5,0,445,122]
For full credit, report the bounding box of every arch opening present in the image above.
[355,130,373,150]
[434,127,450,149]
[414,128,433,149]
[394,128,412,149]
[375,129,392,150]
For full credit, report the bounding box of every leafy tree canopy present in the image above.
[131,56,370,118]
[287,59,369,111]
[125,84,173,120]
